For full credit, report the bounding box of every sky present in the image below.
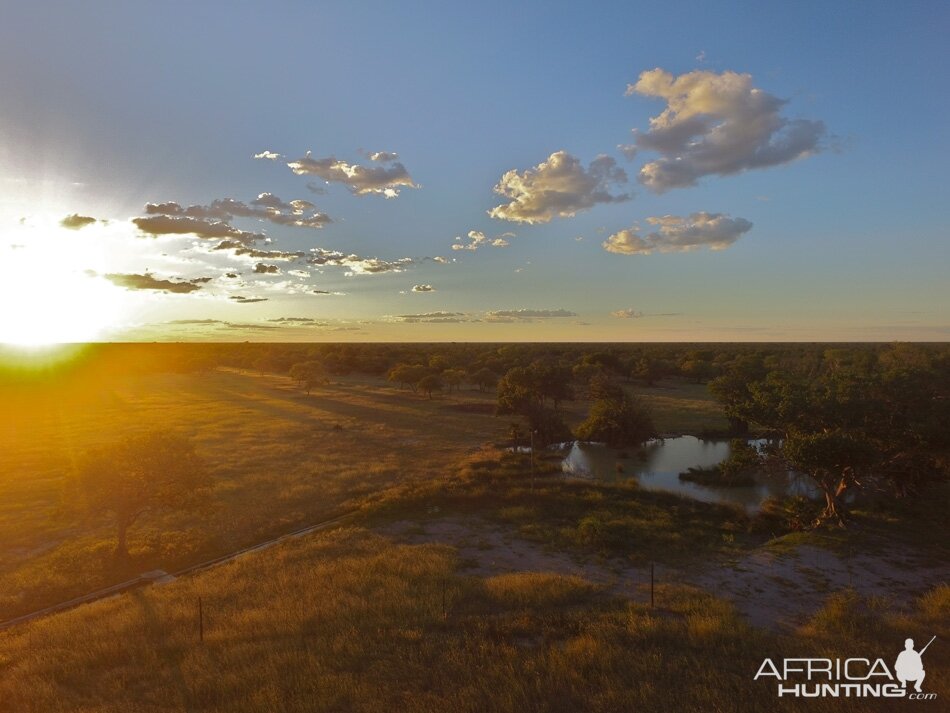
[0,0,948,343]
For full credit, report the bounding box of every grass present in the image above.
[557,379,730,436]
[0,526,945,712]
[360,448,761,565]
[0,370,727,621]
[2,365,947,710]
[0,368,505,620]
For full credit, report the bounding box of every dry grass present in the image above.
[0,368,505,620]
[0,527,944,712]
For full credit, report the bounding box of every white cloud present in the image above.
[287,152,417,197]
[411,284,435,292]
[253,150,282,161]
[485,308,576,320]
[617,144,638,161]
[488,151,629,224]
[628,68,826,191]
[452,230,513,251]
[611,308,643,318]
[603,212,752,255]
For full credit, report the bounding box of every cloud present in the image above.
[144,194,331,230]
[486,308,577,320]
[394,311,468,323]
[253,150,282,160]
[602,212,753,255]
[367,151,399,162]
[220,322,282,331]
[133,215,266,245]
[168,319,226,325]
[217,245,306,260]
[105,272,207,294]
[411,284,435,292]
[488,151,629,224]
[308,248,415,276]
[230,296,269,303]
[451,230,514,251]
[628,68,826,191]
[287,151,417,197]
[253,263,281,274]
[60,214,97,230]
[617,144,638,161]
[611,309,643,318]
[267,317,321,323]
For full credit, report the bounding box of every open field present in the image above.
[1,349,947,711]
[0,368,509,620]
[0,525,946,712]
[0,366,728,621]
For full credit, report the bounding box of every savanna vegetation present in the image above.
[0,342,947,711]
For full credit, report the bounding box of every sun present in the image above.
[0,241,120,346]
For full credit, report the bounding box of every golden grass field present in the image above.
[0,367,510,620]
[0,525,945,712]
[0,367,727,620]
[2,366,946,711]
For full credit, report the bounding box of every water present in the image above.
[560,436,816,512]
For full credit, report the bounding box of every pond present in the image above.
[560,436,817,512]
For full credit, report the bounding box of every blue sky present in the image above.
[0,0,947,342]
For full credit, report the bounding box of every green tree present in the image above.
[70,432,209,559]
[576,392,655,447]
[470,367,498,392]
[441,368,466,393]
[288,361,327,394]
[417,373,444,399]
[387,363,429,392]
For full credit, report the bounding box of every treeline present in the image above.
[12,342,948,385]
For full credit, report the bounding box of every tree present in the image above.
[575,392,655,447]
[387,363,429,392]
[496,366,539,414]
[524,403,572,446]
[288,361,327,394]
[709,345,950,526]
[470,367,498,392]
[417,374,444,399]
[71,432,209,559]
[441,368,466,393]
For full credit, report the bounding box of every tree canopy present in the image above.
[71,431,210,558]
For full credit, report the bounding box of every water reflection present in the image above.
[561,436,816,512]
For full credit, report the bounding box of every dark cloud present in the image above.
[133,215,266,245]
[229,296,269,303]
[144,194,330,230]
[105,272,207,294]
[60,214,97,230]
[253,263,281,274]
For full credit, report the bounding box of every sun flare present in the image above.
[0,242,119,346]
